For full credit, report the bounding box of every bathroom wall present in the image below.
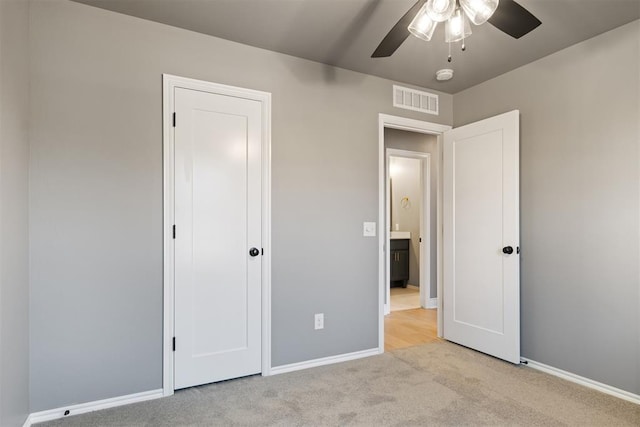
[389,156,421,287]
[384,129,438,299]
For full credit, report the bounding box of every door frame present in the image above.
[378,114,451,352]
[385,149,431,312]
[162,74,272,396]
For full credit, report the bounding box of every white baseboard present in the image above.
[24,349,377,424]
[270,348,379,376]
[25,388,164,426]
[425,297,438,309]
[521,358,640,405]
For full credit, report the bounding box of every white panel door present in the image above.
[174,87,262,389]
[443,110,520,364]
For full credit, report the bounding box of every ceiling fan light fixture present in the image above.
[425,0,456,22]
[460,0,499,25]
[371,0,541,59]
[408,4,438,41]
[445,7,472,42]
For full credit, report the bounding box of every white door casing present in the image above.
[163,75,272,394]
[443,110,520,364]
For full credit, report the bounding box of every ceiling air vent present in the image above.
[393,85,439,115]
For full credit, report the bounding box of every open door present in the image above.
[443,110,520,364]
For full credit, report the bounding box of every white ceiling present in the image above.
[73,0,640,94]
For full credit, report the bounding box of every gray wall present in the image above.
[28,0,453,412]
[0,0,31,425]
[454,20,640,395]
[385,129,438,299]
[389,156,422,286]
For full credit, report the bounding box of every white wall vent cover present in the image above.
[393,85,439,115]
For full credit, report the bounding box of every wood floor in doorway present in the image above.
[385,308,439,351]
[386,286,439,351]
[390,285,421,311]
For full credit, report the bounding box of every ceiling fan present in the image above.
[372,0,541,59]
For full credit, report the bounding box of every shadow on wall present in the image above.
[276,0,382,84]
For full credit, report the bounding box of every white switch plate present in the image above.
[363,222,376,237]
[314,313,324,330]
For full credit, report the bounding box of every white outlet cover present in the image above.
[314,313,324,330]
[363,222,376,237]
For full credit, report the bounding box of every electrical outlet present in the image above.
[314,313,324,330]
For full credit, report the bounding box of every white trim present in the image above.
[162,74,272,391]
[261,87,273,377]
[435,131,444,338]
[522,358,640,405]
[22,414,33,427]
[270,348,380,376]
[378,114,451,353]
[384,153,391,316]
[162,74,175,396]
[425,297,438,309]
[25,389,164,426]
[386,149,431,312]
[380,114,451,134]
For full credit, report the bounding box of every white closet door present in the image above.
[174,87,262,389]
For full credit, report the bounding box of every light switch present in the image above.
[363,222,376,237]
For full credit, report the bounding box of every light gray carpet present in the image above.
[39,342,639,426]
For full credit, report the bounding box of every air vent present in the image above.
[393,85,439,115]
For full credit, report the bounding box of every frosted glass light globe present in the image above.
[425,0,456,22]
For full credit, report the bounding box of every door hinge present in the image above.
[172,337,176,352]
[172,225,176,239]
[172,112,176,127]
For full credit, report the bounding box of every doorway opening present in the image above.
[386,151,430,311]
[377,114,451,353]
[378,111,521,363]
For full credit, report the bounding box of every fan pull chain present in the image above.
[447,41,452,63]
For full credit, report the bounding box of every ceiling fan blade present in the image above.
[488,0,541,39]
[372,0,426,58]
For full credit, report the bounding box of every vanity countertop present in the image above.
[390,231,410,240]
